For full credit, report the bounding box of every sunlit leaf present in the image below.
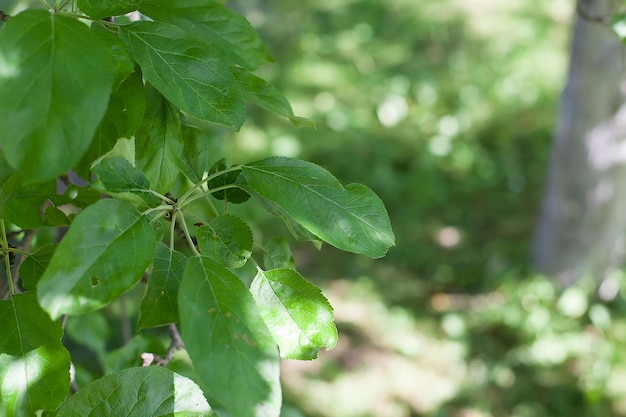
[119,20,245,129]
[138,242,187,329]
[242,157,395,258]
[0,292,70,416]
[0,9,113,183]
[179,256,281,417]
[38,199,155,319]
[140,0,273,71]
[197,214,253,268]
[56,366,215,416]
[251,268,337,360]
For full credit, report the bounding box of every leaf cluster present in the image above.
[0,1,394,416]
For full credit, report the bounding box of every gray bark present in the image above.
[534,0,626,287]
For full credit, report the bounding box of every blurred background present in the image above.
[226,1,626,416]
[7,0,626,415]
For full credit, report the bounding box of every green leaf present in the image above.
[177,125,221,183]
[263,237,296,270]
[242,157,395,258]
[56,367,215,417]
[91,24,136,90]
[135,86,184,194]
[76,72,146,179]
[0,148,14,188]
[0,172,57,228]
[119,20,245,129]
[78,0,140,20]
[233,68,314,127]
[0,292,71,416]
[139,0,273,71]
[208,159,250,204]
[19,244,57,291]
[138,242,188,329]
[0,9,113,183]
[102,71,146,138]
[251,269,337,360]
[179,256,281,417]
[37,199,155,319]
[93,157,161,207]
[197,214,253,268]
[247,190,322,248]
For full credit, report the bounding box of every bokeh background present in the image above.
[224,1,626,416]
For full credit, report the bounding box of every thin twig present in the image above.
[142,324,185,367]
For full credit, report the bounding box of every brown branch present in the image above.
[142,324,185,367]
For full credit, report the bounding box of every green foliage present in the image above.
[0,1,393,416]
[38,199,156,319]
[242,157,395,258]
[119,20,245,130]
[0,292,70,416]
[57,366,214,416]
[250,268,337,360]
[179,256,281,417]
[0,9,113,184]
[197,214,253,268]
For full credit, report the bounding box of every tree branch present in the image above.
[141,324,185,367]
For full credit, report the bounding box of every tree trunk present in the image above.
[534,0,626,287]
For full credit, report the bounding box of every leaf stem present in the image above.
[55,0,70,10]
[56,11,103,21]
[0,220,15,296]
[177,212,201,257]
[180,184,243,208]
[7,247,30,257]
[149,190,177,205]
[178,165,242,206]
[38,0,51,10]
[142,204,174,218]
[170,211,178,251]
